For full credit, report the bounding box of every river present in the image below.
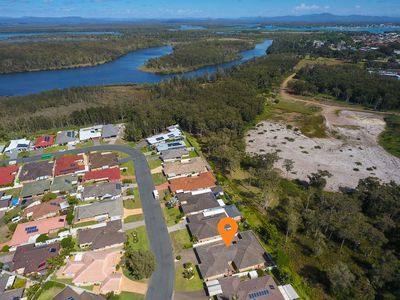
[0,39,272,96]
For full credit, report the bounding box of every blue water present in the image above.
[179,25,206,30]
[227,25,400,34]
[0,40,272,96]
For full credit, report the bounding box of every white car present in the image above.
[152,190,159,200]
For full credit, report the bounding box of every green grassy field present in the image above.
[124,214,144,223]
[148,158,162,169]
[152,173,167,185]
[170,229,192,253]
[379,115,400,158]
[174,265,204,292]
[124,198,141,209]
[37,287,64,300]
[162,207,182,226]
[107,292,144,300]
[121,160,135,175]
[126,226,149,250]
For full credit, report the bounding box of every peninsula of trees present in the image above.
[141,39,256,74]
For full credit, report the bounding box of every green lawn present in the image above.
[76,140,95,148]
[37,287,64,300]
[162,207,183,226]
[148,158,162,170]
[108,292,144,300]
[152,173,167,185]
[73,220,98,228]
[124,198,141,209]
[12,277,26,289]
[124,214,144,223]
[174,265,204,292]
[125,226,149,250]
[183,131,202,154]
[121,161,135,176]
[188,150,198,158]
[43,145,67,154]
[379,115,400,158]
[170,229,192,253]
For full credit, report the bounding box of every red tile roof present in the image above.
[34,135,54,148]
[9,216,66,247]
[169,171,216,193]
[55,154,85,176]
[0,165,19,186]
[83,167,121,183]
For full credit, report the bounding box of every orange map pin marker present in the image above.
[218,217,238,247]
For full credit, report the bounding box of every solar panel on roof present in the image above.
[25,226,38,233]
[249,289,269,299]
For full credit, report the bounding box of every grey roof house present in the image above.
[56,130,78,145]
[78,220,125,250]
[81,182,122,201]
[18,160,54,182]
[75,198,123,223]
[53,286,106,300]
[178,191,220,216]
[215,275,285,300]
[195,230,272,281]
[160,148,189,162]
[50,174,78,194]
[0,287,24,300]
[20,179,51,199]
[187,213,226,244]
[101,124,119,139]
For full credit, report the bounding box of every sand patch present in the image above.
[246,110,400,191]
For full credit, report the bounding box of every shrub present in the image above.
[36,234,50,243]
[124,249,156,280]
[42,192,57,202]
[176,255,182,261]
[1,245,10,253]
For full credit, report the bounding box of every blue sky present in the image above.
[1,0,399,18]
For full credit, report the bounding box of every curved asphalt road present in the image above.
[5,145,174,300]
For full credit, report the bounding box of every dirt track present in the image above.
[245,73,400,191]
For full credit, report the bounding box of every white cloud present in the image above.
[294,3,330,13]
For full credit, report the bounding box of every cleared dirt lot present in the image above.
[246,110,400,191]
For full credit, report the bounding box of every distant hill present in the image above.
[0,13,399,27]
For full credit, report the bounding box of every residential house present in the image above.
[160,148,189,162]
[34,135,54,149]
[18,160,54,183]
[50,174,78,195]
[78,220,125,250]
[187,213,226,245]
[0,288,24,300]
[12,242,60,275]
[224,204,242,222]
[146,125,182,145]
[8,216,66,247]
[195,230,272,281]
[54,154,87,177]
[213,275,285,300]
[23,198,69,220]
[0,165,18,187]
[163,157,208,179]
[60,248,122,294]
[79,125,103,141]
[4,139,31,154]
[81,182,121,201]
[169,172,216,194]
[101,124,119,139]
[278,285,300,300]
[83,167,121,183]
[56,130,79,146]
[89,152,119,170]
[0,195,11,211]
[53,286,106,300]
[156,140,186,152]
[20,179,51,199]
[178,191,220,216]
[75,198,123,223]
